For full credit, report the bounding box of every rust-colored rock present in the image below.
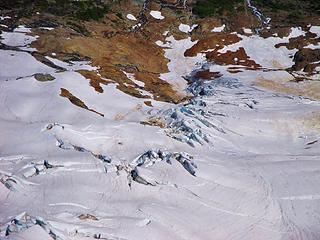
[206,47,261,69]
[78,70,112,93]
[194,70,222,80]
[185,33,242,57]
[60,88,104,117]
[78,214,98,221]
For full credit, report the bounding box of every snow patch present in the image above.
[150,10,164,20]
[0,50,54,81]
[14,25,32,33]
[0,16,11,21]
[211,24,225,33]
[179,23,198,33]
[310,25,320,38]
[39,27,55,31]
[1,32,38,47]
[126,13,137,21]
[156,36,205,91]
[243,28,253,34]
[218,30,303,69]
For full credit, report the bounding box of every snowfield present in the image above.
[0,22,320,240]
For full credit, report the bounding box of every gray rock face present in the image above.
[34,73,55,82]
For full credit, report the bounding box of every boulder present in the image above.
[293,48,320,72]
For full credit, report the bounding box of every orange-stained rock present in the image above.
[60,88,104,117]
[206,47,261,69]
[77,70,113,93]
[194,70,222,80]
[184,33,242,57]
[134,71,186,103]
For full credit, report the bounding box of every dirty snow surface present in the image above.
[1,26,320,240]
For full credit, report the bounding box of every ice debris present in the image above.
[0,173,17,191]
[1,212,60,240]
[23,160,63,178]
[131,150,197,176]
[55,137,111,163]
[143,76,252,146]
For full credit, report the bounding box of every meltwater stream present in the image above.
[247,0,271,25]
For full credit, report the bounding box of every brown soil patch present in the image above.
[77,70,112,93]
[78,214,98,221]
[134,71,184,103]
[60,88,104,117]
[33,31,183,101]
[260,27,292,39]
[184,33,241,57]
[193,19,223,35]
[144,100,153,107]
[275,35,319,50]
[206,47,261,69]
[184,30,261,69]
[29,1,191,103]
[194,70,222,80]
[292,48,320,72]
[185,31,261,69]
[227,68,243,74]
[227,13,259,33]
